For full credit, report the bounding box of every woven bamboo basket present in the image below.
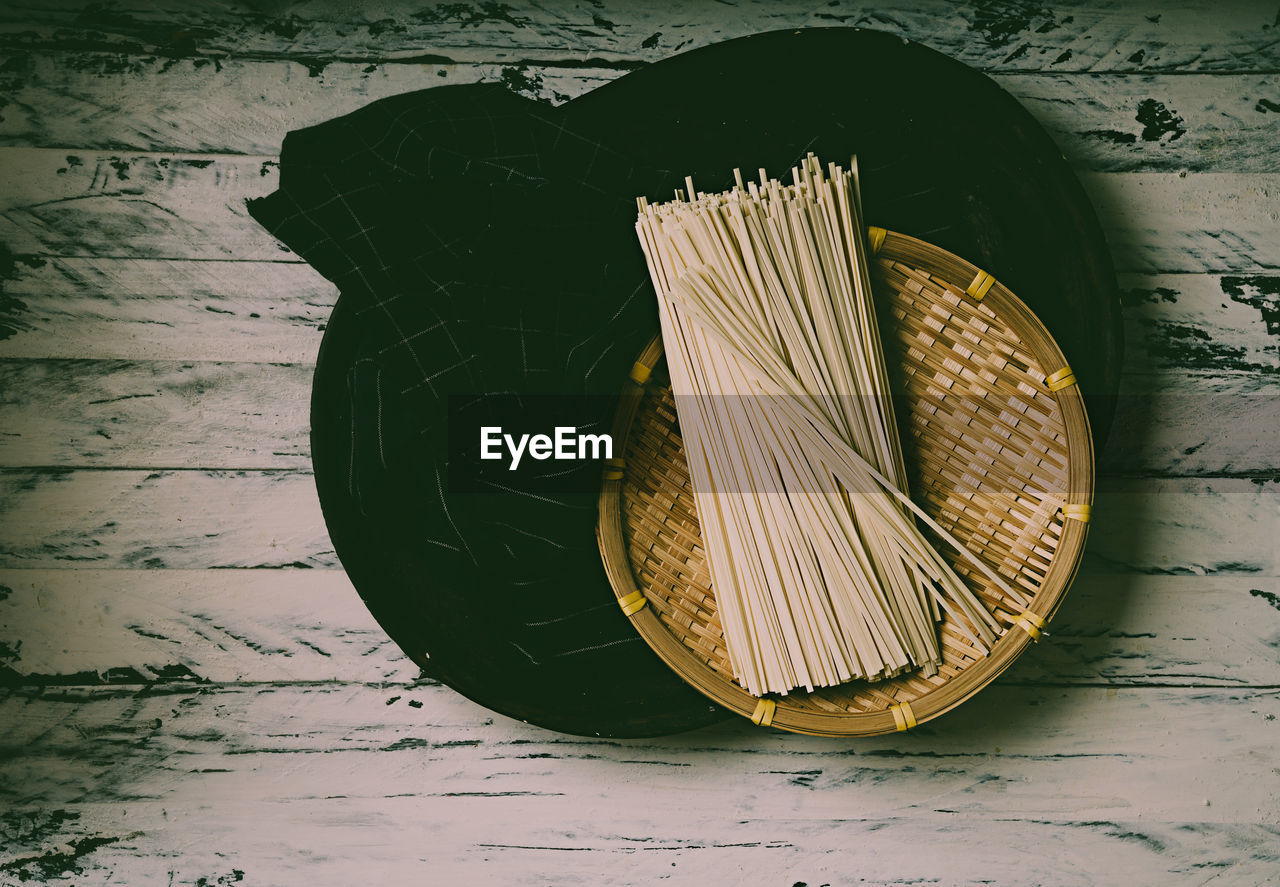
[597,230,1093,736]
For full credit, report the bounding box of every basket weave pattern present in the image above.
[599,232,1093,735]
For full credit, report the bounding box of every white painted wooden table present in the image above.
[2,2,1278,884]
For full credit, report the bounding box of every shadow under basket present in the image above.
[597,230,1095,737]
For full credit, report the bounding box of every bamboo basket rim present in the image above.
[596,230,1094,737]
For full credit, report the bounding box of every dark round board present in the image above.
[270,27,1122,737]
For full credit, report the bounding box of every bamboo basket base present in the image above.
[596,231,1094,736]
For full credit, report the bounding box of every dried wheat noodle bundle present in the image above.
[635,155,1018,697]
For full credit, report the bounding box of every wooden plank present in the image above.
[0,682,1277,885]
[0,256,336,362]
[1,804,1277,887]
[0,359,313,469]
[0,569,415,684]
[1009,573,1280,687]
[1,0,1276,73]
[1086,477,1280,576]
[2,149,1278,270]
[0,471,1275,575]
[2,51,1278,170]
[2,569,1277,688]
[1104,273,1280,473]
[2,265,1275,474]
[4,256,1277,369]
[0,470,335,570]
[1120,272,1280,378]
[5,265,1277,436]
[0,278,1276,480]
[1102,374,1280,476]
[1,356,1276,474]
[0,55,616,154]
[0,151,284,261]
[997,72,1280,173]
[1,265,1275,391]
[1077,172,1280,273]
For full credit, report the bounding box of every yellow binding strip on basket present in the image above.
[1045,367,1077,391]
[891,701,917,732]
[966,270,996,301]
[751,698,777,727]
[618,590,647,617]
[1013,609,1047,641]
[602,457,625,481]
[1062,503,1091,523]
[629,360,653,385]
[867,226,887,254]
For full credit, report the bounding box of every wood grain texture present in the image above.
[0,150,282,261]
[0,471,1276,575]
[0,569,415,684]
[1120,272,1280,378]
[0,682,1277,885]
[3,264,1275,477]
[1102,376,1280,476]
[2,810,1274,887]
[0,263,1273,369]
[0,470,334,569]
[0,254,1274,417]
[2,570,1277,688]
[2,50,1278,172]
[1085,477,1280,576]
[0,359,1274,474]
[2,150,1278,270]
[1078,172,1280,273]
[0,54,616,154]
[1018,573,1280,687]
[2,2,1279,880]
[0,359,313,469]
[1003,73,1280,172]
[1104,271,1280,473]
[3,265,1278,476]
[1,0,1277,73]
[0,256,336,362]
